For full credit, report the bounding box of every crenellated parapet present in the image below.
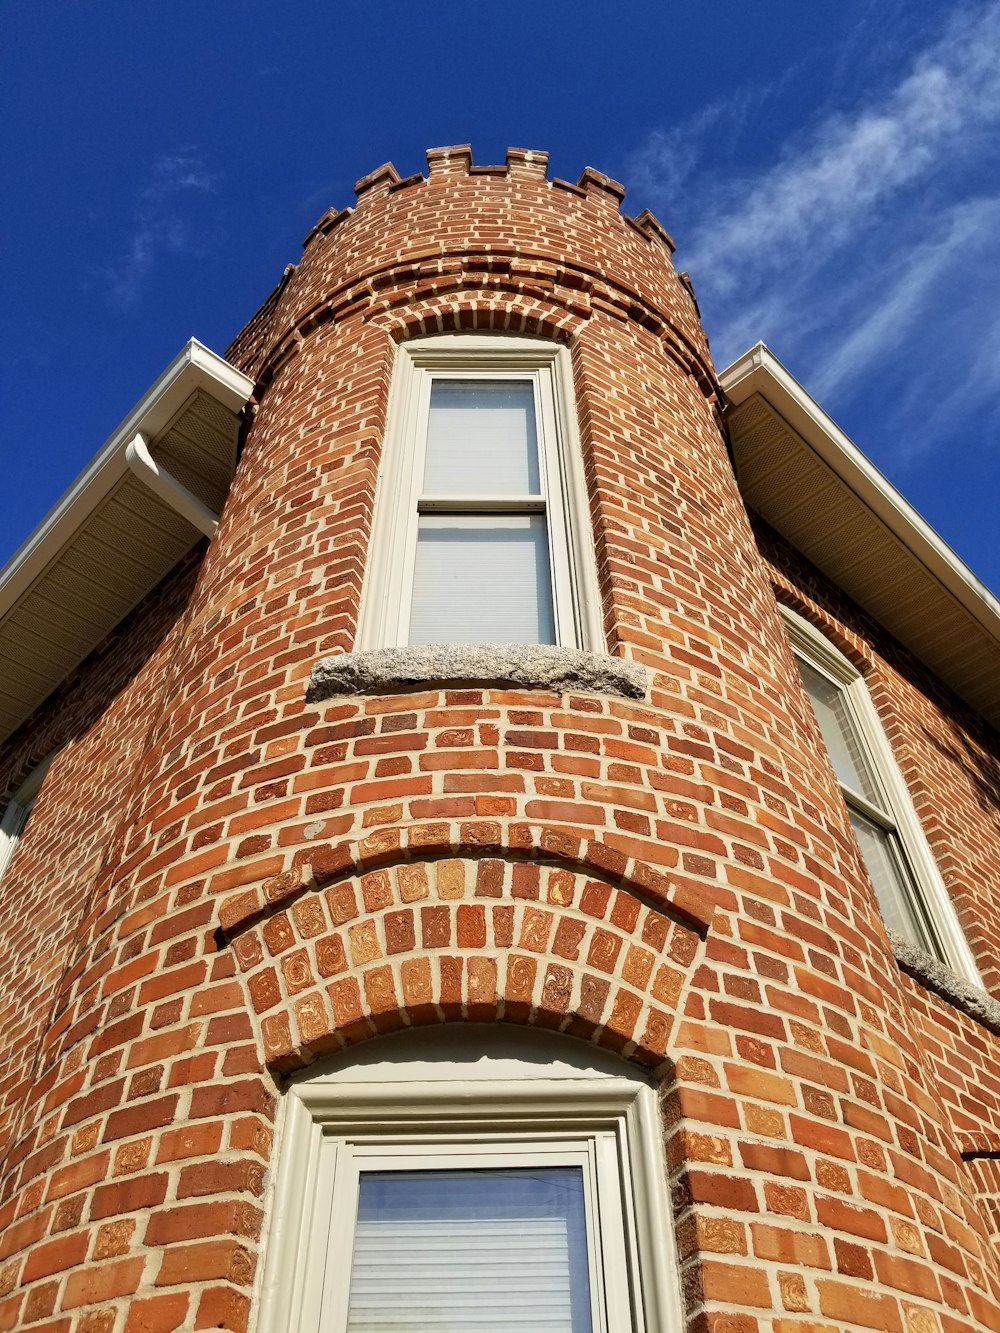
[229,145,708,400]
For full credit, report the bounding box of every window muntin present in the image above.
[257,1028,679,1333]
[359,337,602,652]
[782,607,979,980]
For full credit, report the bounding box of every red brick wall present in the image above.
[1,148,998,1332]
[759,518,1000,1299]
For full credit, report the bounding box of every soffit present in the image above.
[722,346,1000,731]
[0,343,253,746]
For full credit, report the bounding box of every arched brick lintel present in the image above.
[367,284,586,345]
[217,822,724,940]
[227,854,708,1079]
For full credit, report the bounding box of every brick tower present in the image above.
[2,146,999,1332]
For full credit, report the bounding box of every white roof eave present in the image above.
[721,342,1000,721]
[0,340,254,618]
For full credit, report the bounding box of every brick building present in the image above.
[1,145,1000,1331]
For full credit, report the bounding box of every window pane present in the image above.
[423,381,539,495]
[849,809,937,953]
[797,659,881,806]
[346,1167,593,1333]
[409,515,554,644]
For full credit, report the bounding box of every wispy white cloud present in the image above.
[808,197,999,398]
[626,93,763,206]
[626,2,1000,462]
[685,4,1000,298]
[105,150,217,310]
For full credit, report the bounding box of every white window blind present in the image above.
[423,381,540,495]
[409,515,554,644]
[346,1167,591,1332]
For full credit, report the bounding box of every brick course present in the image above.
[0,146,998,1331]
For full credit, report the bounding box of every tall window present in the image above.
[782,607,978,980]
[257,1027,679,1333]
[0,755,53,883]
[359,337,602,650]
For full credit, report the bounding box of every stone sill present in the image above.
[890,930,1000,1036]
[307,644,648,703]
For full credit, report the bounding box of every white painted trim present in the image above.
[0,753,54,883]
[721,344,1000,644]
[781,606,981,983]
[125,433,219,538]
[357,335,603,652]
[256,1028,679,1333]
[0,340,253,616]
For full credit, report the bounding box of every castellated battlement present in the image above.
[229,146,704,395]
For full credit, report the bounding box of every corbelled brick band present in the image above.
[1,146,999,1332]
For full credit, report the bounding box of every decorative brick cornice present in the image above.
[248,251,720,406]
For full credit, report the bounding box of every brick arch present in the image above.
[227,854,707,1078]
[367,283,587,345]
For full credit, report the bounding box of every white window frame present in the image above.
[256,1028,679,1333]
[782,606,979,982]
[358,335,603,651]
[0,754,53,883]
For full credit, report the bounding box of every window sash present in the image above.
[358,339,601,653]
[846,807,939,954]
[327,1139,612,1333]
[795,646,948,957]
[408,514,556,645]
[422,379,541,496]
[782,608,978,980]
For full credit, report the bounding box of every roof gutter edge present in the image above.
[0,340,254,615]
[721,343,1000,648]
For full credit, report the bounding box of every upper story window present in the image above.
[0,755,53,883]
[257,1027,679,1333]
[782,607,979,982]
[358,337,602,651]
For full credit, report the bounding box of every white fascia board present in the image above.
[721,343,1000,644]
[0,340,254,615]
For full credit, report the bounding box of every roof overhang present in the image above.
[722,343,1000,730]
[0,340,254,745]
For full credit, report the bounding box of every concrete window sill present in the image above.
[307,644,648,703]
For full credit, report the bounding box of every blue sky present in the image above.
[3,2,999,594]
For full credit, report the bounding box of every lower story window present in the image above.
[258,1027,678,1333]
